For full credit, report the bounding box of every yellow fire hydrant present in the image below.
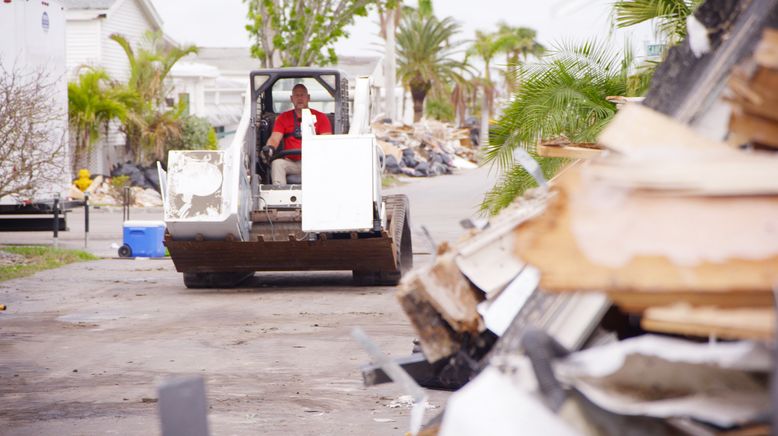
[74,169,92,192]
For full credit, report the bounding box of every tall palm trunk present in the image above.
[410,80,430,122]
[480,61,492,147]
[480,89,490,147]
[384,8,397,121]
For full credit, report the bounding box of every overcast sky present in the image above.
[150,0,656,59]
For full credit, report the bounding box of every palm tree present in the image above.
[481,40,645,214]
[110,31,197,106]
[110,31,197,161]
[497,24,545,94]
[468,30,506,146]
[67,67,134,174]
[396,12,467,122]
[613,0,704,46]
[141,107,184,165]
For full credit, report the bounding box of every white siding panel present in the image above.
[65,20,101,79]
[101,0,158,82]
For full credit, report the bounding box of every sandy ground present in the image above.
[0,166,497,436]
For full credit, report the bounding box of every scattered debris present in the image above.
[372,120,478,178]
[388,395,438,410]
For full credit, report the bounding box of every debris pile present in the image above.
[359,13,778,436]
[68,162,163,207]
[372,120,478,178]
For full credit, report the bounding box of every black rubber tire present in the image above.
[118,244,132,258]
[352,194,412,286]
[182,271,255,289]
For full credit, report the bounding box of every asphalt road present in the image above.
[0,165,498,436]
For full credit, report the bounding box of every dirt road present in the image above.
[0,166,497,435]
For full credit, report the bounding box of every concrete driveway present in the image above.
[0,165,498,435]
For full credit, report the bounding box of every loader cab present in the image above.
[249,69,350,190]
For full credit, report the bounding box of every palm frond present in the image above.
[481,38,640,215]
[613,0,703,42]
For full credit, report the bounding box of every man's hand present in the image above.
[261,145,275,159]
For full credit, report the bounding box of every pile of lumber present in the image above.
[383,28,778,436]
[517,103,778,337]
[372,120,478,178]
[393,105,776,435]
[728,28,778,150]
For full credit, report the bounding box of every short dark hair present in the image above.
[292,83,308,93]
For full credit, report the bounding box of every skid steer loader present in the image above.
[160,69,412,288]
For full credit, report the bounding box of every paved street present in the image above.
[0,165,497,436]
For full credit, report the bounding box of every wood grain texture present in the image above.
[513,169,778,309]
[642,304,775,340]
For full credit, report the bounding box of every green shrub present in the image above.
[108,175,130,203]
[424,96,456,123]
[175,115,217,150]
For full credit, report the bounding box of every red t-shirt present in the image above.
[272,109,332,161]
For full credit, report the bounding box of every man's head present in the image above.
[290,84,310,113]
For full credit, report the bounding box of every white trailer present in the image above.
[0,0,69,203]
[0,0,73,232]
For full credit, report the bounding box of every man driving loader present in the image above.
[262,83,333,185]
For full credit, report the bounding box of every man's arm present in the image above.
[266,131,283,148]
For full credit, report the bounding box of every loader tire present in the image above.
[183,271,254,289]
[353,194,413,286]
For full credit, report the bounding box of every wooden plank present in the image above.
[536,143,603,159]
[513,168,778,308]
[729,109,778,148]
[414,252,484,334]
[641,304,775,341]
[598,105,727,155]
[755,28,778,68]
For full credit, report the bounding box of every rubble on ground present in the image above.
[68,163,163,207]
[373,120,478,178]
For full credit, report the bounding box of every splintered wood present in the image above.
[535,137,603,160]
[397,251,484,362]
[513,104,778,314]
[514,169,778,311]
[729,29,778,149]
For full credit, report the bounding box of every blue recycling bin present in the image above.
[119,220,166,258]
